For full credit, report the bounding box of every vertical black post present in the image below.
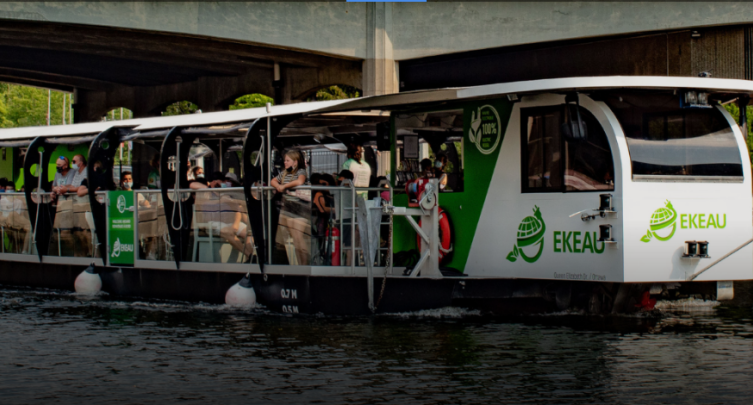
[160,127,196,269]
[88,127,122,263]
[23,137,54,260]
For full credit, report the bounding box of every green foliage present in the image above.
[230,93,274,110]
[313,85,361,101]
[723,102,753,163]
[162,100,199,116]
[0,83,72,128]
[104,108,133,121]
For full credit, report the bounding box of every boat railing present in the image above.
[44,191,101,259]
[133,184,392,269]
[0,192,32,255]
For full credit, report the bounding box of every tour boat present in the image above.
[0,76,750,315]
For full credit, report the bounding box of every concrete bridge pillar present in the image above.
[363,3,398,97]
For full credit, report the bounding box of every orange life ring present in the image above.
[417,207,453,265]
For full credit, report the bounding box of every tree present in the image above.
[162,101,199,116]
[230,94,274,110]
[0,83,71,127]
[313,85,361,101]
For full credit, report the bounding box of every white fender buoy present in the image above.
[225,275,256,308]
[74,264,102,296]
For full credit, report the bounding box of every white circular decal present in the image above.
[468,105,502,155]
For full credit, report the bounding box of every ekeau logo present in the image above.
[640,200,727,243]
[507,206,546,263]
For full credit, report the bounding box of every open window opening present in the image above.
[394,109,464,193]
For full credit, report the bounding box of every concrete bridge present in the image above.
[1,2,753,122]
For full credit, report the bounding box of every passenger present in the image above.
[271,150,307,193]
[311,173,336,265]
[189,166,204,182]
[342,143,371,197]
[51,156,75,199]
[225,172,240,188]
[120,171,150,207]
[376,176,391,202]
[337,170,354,186]
[65,154,88,195]
[312,173,335,216]
[147,154,160,189]
[271,150,309,265]
[420,158,434,179]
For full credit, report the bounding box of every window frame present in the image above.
[520,104,615,194]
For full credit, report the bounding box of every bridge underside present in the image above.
[0,20,362,122]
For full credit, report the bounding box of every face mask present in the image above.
[196,174,204,179]
[0,189,5,193]
[56,166,64,173]
[71,163,79,171]
[124,182,133,189]
[434,161,443,168]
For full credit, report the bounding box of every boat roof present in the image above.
[1,76,751,142]
[312,76,753,113]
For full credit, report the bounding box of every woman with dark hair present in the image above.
[342,143,371,197]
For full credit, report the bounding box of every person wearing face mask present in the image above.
[51,156,75,198]
[120,171,150,207]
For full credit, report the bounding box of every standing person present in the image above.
[271,150,307,193]
[342,143,371,198]
[51,156,75,199]
[147,154,160,189]
[271,150,308,264]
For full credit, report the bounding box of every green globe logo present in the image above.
[640,200,677,242]
[507,206,546,263]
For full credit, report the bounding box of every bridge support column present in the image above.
[364,2,398,97]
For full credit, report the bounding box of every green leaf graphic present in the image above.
[640,230,652,243]
[507,251,517,262]
[513,245,519,256]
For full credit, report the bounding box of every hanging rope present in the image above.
[170,141,184,231]
[31,150,44,246]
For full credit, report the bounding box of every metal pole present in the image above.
[351,182,356,274]
[61,94,66,125]
[266,104,272,264]
[69,94,72,124]
[46,90,50,126]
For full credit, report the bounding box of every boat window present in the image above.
[394,109,464,192]
[521,106,615,193]
[604,93,743,180]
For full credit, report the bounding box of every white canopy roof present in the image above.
[1,76,752,142]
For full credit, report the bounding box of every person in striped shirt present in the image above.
[272,150,307,193]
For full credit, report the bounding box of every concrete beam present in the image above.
[363,3,397,97]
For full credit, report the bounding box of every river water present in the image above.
[1,287,752,404]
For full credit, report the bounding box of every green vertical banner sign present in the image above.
[108,190,135,265]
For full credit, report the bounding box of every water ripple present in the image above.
[1,286,752,404]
